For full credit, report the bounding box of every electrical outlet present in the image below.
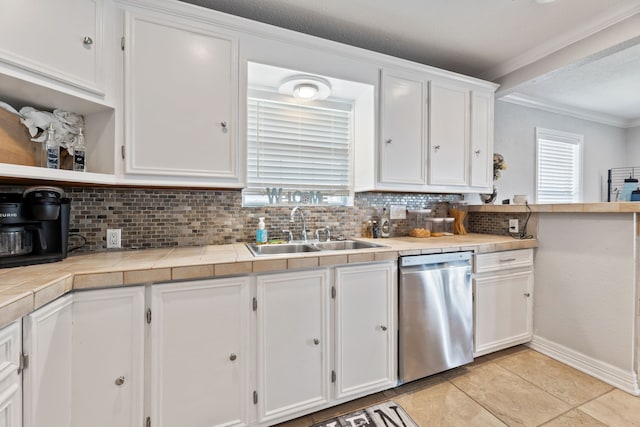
[390,205,407,220]
[106,228,121,249]
[509,219,519,233]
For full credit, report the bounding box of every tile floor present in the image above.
[276,346,640,427]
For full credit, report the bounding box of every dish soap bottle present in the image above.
[380,207,391,238]
[256,217,268,244]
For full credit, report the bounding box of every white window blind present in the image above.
[247,97,351,190]
[536,128,583,203]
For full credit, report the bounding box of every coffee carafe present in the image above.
[0,187,71,268]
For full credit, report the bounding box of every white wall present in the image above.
[626,126,640,164]
[486,101,628,203]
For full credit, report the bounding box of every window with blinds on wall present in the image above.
[243,95,354,206]
[535,127,583,204]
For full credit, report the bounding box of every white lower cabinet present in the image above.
[0,320,22,427]
[23,295,73,427]
[473,249,534,357]
[150,277,251,427]
[256,269,331,424]
[256,262,396,425]
[17,261,397,427]
[23,288,145,427]
[334,263,396,399]
[71,287,145,427]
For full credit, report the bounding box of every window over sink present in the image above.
[242,62,374,207]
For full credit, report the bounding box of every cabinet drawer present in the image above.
[474,249,533,273]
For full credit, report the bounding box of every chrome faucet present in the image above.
[290,206,308,241]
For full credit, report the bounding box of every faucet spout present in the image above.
[290,206,308,241]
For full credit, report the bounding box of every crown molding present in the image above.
[481,4,640,81]
[498,93,638,128]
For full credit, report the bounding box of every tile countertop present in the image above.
[468,202,640,213]
[0,233,536,328]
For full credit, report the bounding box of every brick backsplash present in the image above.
[467,211,536,238]
[5,184,531,252]
[61,187,462,252]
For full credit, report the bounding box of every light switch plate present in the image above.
[390,205,407,220]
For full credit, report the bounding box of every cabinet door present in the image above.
[379,70,426,187]
[470,91,494,190]
[124,10,239,183]
[0,320,22,427]
[335,263,396,399]
[151,277,251,427]
[473,270,534,356]
[428,80,470,187]
[71,287,145,427]
[257,269,331,424]
[0,0,103,94]
[23,295,73,427]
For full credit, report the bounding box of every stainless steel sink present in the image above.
[246,242,321,256]
[312,240,385,251]
[246,239,386,256]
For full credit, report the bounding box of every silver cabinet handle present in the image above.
[115,376,125,386]
[83,36,93,46]
[385,139,392,144]
[313,338,320,345]
[229,353,237,361]
[433,145,441,151]
[220,121,227,128]
[380,325,388,331]
[524,292,531,297]
[475,149,481,155]
[499,258,517,262]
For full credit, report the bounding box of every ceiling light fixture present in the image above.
[293,83,320,100]
[279,75,331,101]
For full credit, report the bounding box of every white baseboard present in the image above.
[529,335,639,396]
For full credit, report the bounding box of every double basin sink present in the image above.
[246,239,386,256]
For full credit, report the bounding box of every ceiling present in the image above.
[179,0,640,127]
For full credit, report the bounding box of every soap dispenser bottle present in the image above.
[256,217,268,244]
[380,207,391,238]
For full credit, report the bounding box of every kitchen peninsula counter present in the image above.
[0,233,536,328]
[469,202,640,213]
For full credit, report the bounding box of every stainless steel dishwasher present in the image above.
[398,251,473,383]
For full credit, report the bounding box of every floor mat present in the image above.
[310,400,418,427]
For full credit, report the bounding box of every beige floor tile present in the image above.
[450,363,571,427]
[497,350,613,405]
[579,389,640,427]
[541,409,608,427]
[394,381,507,427]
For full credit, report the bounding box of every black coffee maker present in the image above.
[0,187,71,268]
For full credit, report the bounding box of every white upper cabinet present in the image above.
[470,91,494,189]
[123,7,240,186]
[376,66,495,193]
[379,70,426,188]
[428,80,470,187]
[0,0,104,95]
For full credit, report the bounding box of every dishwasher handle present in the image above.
[400,251,472,267]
